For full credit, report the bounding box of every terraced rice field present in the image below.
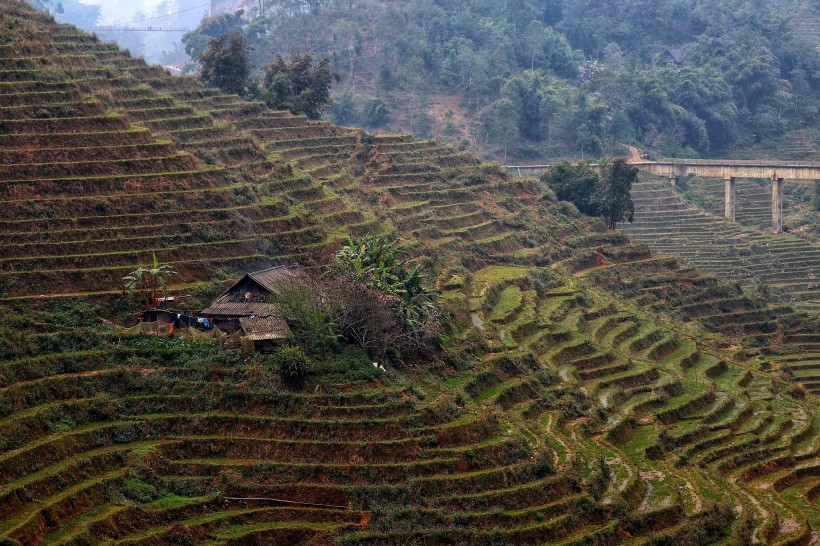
[0,1,818,544]
[620,176,820,312]
[683,177,794,229]
[0,3,382,297]
[2,258,818,545]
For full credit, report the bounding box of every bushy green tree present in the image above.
[197,33,250,95]
[329,90,355,125]
[182,12,245,60]
[258,51,340,119]
[363,97,391,127]
[541,161,600,216]
[541,159,636,228]
[335,235,438,326]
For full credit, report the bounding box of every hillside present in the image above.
[180,0,820,164]
[1,2,819,545]
[619,176,820,312]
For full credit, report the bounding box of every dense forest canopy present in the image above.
[173,1,820,161]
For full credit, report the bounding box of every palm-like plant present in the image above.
[335,236,438,326]
[123,254,178,310]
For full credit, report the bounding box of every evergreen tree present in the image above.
[595,159,637,229]
[197,33,250,95]
[259,52,340,120]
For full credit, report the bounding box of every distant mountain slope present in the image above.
[790,1,820,50]
[186,0,820,164]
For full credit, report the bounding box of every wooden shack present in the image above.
[659,48,684,67]
[238,315,292,352]
[201,265,299,348]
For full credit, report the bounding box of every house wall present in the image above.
[223,278,272,302]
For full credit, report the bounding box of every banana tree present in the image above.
[123,254,178,311]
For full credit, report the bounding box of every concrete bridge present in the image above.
[506,159,820,233]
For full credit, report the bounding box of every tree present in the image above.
[814,181,820,212]
[491,98,518,162]
[539,86,564,146]
[122,254,178,311]
[329,90,356,125]
[376,64,396,97]
[540,161,601,216]
[182,12,245,61]
[269,277,338,357]
[334,236,439,329]
[197,33,250,95]
[595,158,637,229]
[259,51,340,119]
[364,97,391,127]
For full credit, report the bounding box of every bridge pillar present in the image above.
[772,177,784,233]
[724,176,736,220]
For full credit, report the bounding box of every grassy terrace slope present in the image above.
[0,2,377,297]
[0,7,263,294]
[619,176,820,313]
[0,1,818,545]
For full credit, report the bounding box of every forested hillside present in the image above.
[185,0,820,162]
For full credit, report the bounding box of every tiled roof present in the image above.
[200,300,274,317]
[248,266,305,294]
[239,315,292,341]
[201,265,304,317]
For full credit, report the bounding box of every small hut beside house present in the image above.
[201,265,300,351]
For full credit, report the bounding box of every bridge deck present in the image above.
[506,158,820,233]
[507,159,820,180]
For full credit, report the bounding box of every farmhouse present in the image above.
[201,265,299,349]
[658,48,685,67]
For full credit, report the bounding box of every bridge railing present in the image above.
[507,160,820,169]
[658,159,820,167]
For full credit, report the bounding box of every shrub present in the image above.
[533,449,556,477]
[269,277,338,357]
[541,161,600,216]
[120,478,160,504]
[266,345,312,388]
[787,384,807,399]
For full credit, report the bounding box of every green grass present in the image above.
[489,285,523,322]
[443,375,470,389]
[621,425,659,470]
[471,265,530,296]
